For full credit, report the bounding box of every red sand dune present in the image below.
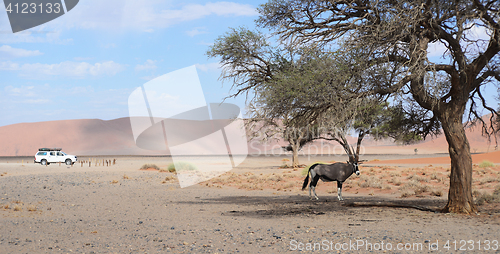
[0,118,165,156]
[0,115,498,157]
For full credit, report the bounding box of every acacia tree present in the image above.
[245,102,317,168]
[207,28,416,167]
[206,27,320,167]
[257,0,500,213]
[206,28,373,166]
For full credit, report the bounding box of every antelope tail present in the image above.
[302,163,318,190]
[302,173,310,191]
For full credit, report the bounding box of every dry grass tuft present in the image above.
[162,176,177,183]
[123,174,131,180]
[479,160,495,168]
[399,180,430,197]
[358,175,382,189]
[430,189,443,197]
[407,174,430,182]
[13,205,22,211]
[389,172,401,177]
[475,185,500,205]
[140,164,160,170]
[478,176,499,185]
[111,180,119,184]
[388,177,402,186]
[27,205,37,212]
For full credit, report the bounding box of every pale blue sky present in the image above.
[0,0,264,126]
[0,1,497,127]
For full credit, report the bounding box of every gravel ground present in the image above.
[1,158,499,253]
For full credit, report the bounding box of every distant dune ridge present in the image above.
[0,118,163,156]
[0,115,497,156]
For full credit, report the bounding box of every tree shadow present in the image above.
[176,194,447,218]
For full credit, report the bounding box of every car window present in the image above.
[57,152,62,156]
[37,152,47,155]
[50,152,55,156]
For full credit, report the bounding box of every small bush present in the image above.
[475,185,500,205]
[399,180,430,196]
[407,174,430,182]
[479,177,499,185]
[479,160,494,168]
[162,176,177,184]
[267,175,283,182]
[430,190,443,197]
[140,164,160,170]
[301,167,309,176]
[167,162,197,172]
[358,176,382,188]
[400,190,414,198]
[388,177,402,186]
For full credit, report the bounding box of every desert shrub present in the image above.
[162,176,177,183]
[479,177,499,185]
[267,174,283,182]
[430,189,443,197]
[475,185,500,205]
[27,205,37,212]
[358,175,382,188]
[301,167,309,176]
[430,173,441,182]
[399,180,430,196]
[407,174,430,182]
[167,162,197,172]
[140,164,160,170]
[400,190,414,198]
[389,172,401,177]
[479,160,494,168]
[167,163,176,173]
[414,184,430,195]
[388,177,402,186]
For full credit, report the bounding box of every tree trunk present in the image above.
[287,137,300,168]
[438,109,477,214]
[292,147,299,168]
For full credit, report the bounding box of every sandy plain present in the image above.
[0,153,499,253]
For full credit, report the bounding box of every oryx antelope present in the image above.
[302,160,360,201]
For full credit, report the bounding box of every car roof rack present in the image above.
[38,148,62,151]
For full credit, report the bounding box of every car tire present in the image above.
[65,159,72,165]
[41,159,47,166]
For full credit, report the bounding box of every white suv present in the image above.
[34,148,78,166]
